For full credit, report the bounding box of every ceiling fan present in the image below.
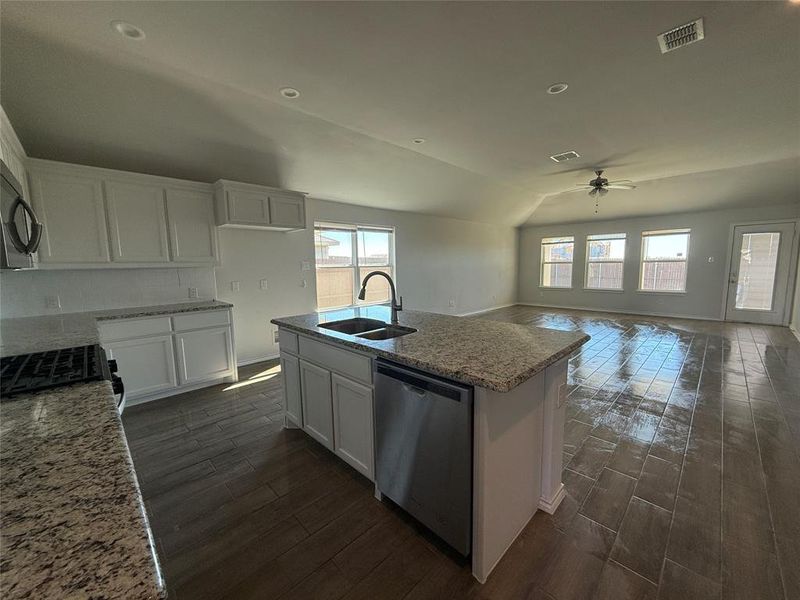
[575,170,637,197]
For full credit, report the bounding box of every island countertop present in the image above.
[271,306,589,392]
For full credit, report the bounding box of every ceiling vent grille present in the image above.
[657,18,704,54]
[550,150,580,163]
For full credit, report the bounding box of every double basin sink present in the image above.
[319,317,417,340]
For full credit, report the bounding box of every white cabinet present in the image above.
[268,192,306,229]
[281,353,303,426]
[299,359,334,450]
[99,308,237,405]
[106,180,170,263]
[278,329,375,481]
[104,334,178,399]
[214,180,306,230]
[175,326,234,385]
[332,373,374,479]
[25,159,219,267]
[28,167,110,263]
[166,189,217,263]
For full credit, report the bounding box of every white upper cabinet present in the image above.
[25,159,219,267]
[166,188,217,263]
[28,166,111,264]
[214,180,306,231]
[106,180,170,263]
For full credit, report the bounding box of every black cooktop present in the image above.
[0,344,109,400]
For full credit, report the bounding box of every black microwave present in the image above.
[1,159,42,270]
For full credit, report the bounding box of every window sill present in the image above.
[582,287,625,293]
[635,289,687,295]
[539,286,573,290]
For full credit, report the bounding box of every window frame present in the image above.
[584,233,627,291]
[313,221,396,311]
[638,228,691,294]
[540,235,575,289]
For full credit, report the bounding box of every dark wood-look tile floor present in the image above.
[123,305,800,600]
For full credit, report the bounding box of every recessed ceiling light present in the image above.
[546,82,569,95]
[111,20,146,40]
[280,87,301,99]
[412,138,426,144]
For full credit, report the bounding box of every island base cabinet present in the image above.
[332,373,374,480]
[280,353,303,427]
[299,359,334,450]
[175,327,234,385]
[104,335,178,400]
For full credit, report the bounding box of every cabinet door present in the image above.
[268,193,305,229]
[166,188,218,263]
[227,188,269,224]
[281,353,303,427]
[175,327,234,385]
[299,359,334,450]
[106,181,170,262]
[104,335,177,400]
[331,373,374,480]
[28,169,110,263]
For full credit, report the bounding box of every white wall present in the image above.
[0,267,216,318]
[518,204,800,322]
[791,264,800,338]
[216,198,518,363]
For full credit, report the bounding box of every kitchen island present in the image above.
[271,305,589,582]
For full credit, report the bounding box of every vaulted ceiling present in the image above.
[1,1,798,226]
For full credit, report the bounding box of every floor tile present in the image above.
[580,468,637,532]
[611,497,672,582]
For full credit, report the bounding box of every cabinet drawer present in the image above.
[172,309,230,332]
[278,329,299,354]
[98,316,172,342]
[298,335,372,385]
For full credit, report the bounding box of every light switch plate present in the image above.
[273,330,279,343]
[188,287,199,299]
[260,279,268,290]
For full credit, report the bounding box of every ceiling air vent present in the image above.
[657,18,704,54]
[550,150,580,163]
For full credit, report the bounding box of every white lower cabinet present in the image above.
[99,308,236,405]
[104,335,178,399]
[175,327,234,385]
[279,330,375,481]
[299,359,335,450]
[331,373,374,479]
[281,353,303,426]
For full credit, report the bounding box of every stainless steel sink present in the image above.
[357,325,417,340]
[318,318,387,335]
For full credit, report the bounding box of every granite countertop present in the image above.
[271,306,589,392]
[0,380,165,599]
[0,300,233,357]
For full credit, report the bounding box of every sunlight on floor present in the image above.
[222,364,281,391]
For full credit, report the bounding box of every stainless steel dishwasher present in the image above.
[374,359,473,556]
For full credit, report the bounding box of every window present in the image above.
[586,233,626,290]
[639,229,690,292]
[314,223,395,310]
[540,236,574,288]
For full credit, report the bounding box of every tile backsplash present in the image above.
[0,267,217,318]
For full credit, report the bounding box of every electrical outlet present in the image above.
[231,281,240,292]
[188,287,198,299]
[259,279,268,290]
[448,298,455,308]
[301,261,312,271]
[273,330,280,343]
[45,295,61,309]
[707,256,715,263]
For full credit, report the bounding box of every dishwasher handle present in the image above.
[376,360,471,403]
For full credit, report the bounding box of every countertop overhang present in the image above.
[271,306,590,393]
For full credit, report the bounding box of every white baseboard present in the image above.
[516,301,722,323]
[538,483,566,515]
[457,303,516,317]
[124,376,230,408]
[237,352,280,367]
[791,326,800,344]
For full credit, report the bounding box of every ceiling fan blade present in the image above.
[574,185,595,189]
[606,180,634,185]
[589,188,598,197]
[598,187,609,196]
[606,184,637,190]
